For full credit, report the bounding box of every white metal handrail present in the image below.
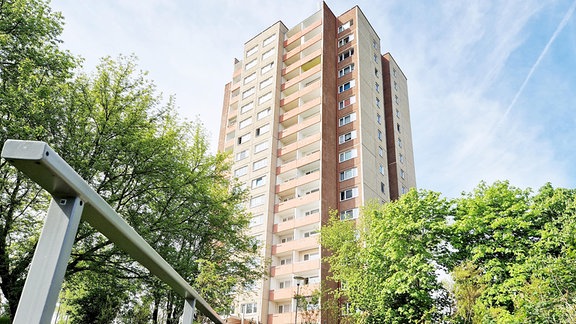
[1,139,223,324]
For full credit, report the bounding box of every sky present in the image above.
[50,0,576,198]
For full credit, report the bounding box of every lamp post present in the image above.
[294,276,306,324]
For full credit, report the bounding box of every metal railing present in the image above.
[1,139,224,324]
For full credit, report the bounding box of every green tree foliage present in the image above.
[0,0,77,318]
[322,182,576,323]
[451,181,576,323]
[1,0,262,321]
[322,189,452,323]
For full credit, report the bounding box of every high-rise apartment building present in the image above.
[218,3,416,323]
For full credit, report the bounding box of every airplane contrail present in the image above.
[497,0,576,127]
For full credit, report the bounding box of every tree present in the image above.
[1,0,263,319]
[0,0,77,318]
[321,189,452,323]
[449,181,576,322]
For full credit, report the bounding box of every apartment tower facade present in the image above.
[218,3,416,323]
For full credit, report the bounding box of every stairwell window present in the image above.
[338,80,355,93]
[339,113,356,127]
[338,33,354,47]
[338,48,354,62]
[338,20,352,33]
[339,149,357,162]
[241,302,258,314]
[340,167,358,181]
[339,96,356,110]
[340,187,358,201]
[338,64,354,77]
[339,130,356,144]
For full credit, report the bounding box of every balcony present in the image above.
[277,151,320,174]
[270,259,321,277]
[278,132,321,157]
[276,171,319,194]
[275,191,320,213]
[282,49,322,76]
[272,236,319,255]
[274,211,320,233]
[278,114,320,140]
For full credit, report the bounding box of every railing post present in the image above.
[183,298,197,324]
[13,196,84,324]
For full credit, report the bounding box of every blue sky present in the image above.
[51,0,576,197]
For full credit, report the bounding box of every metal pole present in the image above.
[13,196,84,324]
[294,283,300,324]
[183,298,196,324]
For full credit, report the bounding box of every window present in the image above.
[375,82,380,93]
[373,39,378,49]
[394,80,398,90]
[400,169,406,179]
[339,113,356,127]
[338,33,354,47]
[402,186,408,194]
[279,257,292,265]
[379,164,385,175]
[243,73,256,84]
[399,153,404,163]
[339,130,356,144]
[236,149,248,161]
[338,20,351,33]
[241,302,258,314]
[245,59,257,70]
[304,208,319,216]
[250,214,263,227]
[396,108,400,118]
[375,68,379,77]
[262,48,274,60]
[239,117,252,129]
[255,124,270,136]
[258,92,272,104]
[377,113,381,124]
[340,208,359,220]
[393,68,397,77]
[303,252,320,261]
[339,96,356,110]
[254,141,269,153]
[340,188,358,201]
[395,95,399,104]
[234,166,248,177]
[257,108,271,120]
[338,48,354,62]
[303,230,319,238]
[339,149,357,162]
[260,77,272,89]
[280,235,293,243]
[253,158,267,171]
[250,195,265,208]
[381,182,386,193]
[241,102,254,114]
[278,304,291,313]
[338,64,354,77]
[377,129,382,141]
[378,146,384,157]
[238,133,251,144]
[252,176,266,188]
[397,123,401,133]
[279,280,291,289]
[398,138,403,148]
[261,62,273,74]
[246,46,258,57]
[340,167,357,181]
[374,53,378,62]
[263,34,276,46]
[338,80,355,93]
[242,87,255,99]
[376,97,381,108]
